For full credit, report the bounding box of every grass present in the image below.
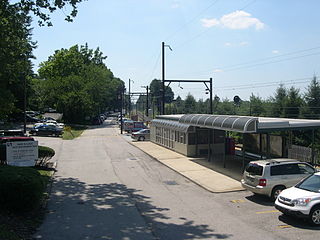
[0,168,53,240]
[0,224,20,240]
[62,125,87,140]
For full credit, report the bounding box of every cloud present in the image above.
[213,69,223,73]
[224,41,249,47]
[239,41,249,46]
[201,10,264,30]
[272,50,279,54]
[201,18,219,28]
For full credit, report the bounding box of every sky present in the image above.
[31,0,320,102]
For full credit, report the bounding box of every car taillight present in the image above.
[258,179,267,186]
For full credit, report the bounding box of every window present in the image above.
[246,163,263,176]
[271,164,300,176]
[188,133,196,145]
[298,164,315,174]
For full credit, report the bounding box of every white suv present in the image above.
[241,159,316,200]
[275,172,320,225]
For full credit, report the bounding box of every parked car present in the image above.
[124,121,147,133]
[44,120,64,128]
[241,159,316,200]
[26,114,41,123]
[92,116,102,125]
[275,172,320,225]
[131,129,150,141]
[29,124,63,136]
[0,129,25,137]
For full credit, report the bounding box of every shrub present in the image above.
[0,165,46,212]
[36,146,55,167]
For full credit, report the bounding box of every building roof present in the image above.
[151,119,194,133]
[179,114,257,133]
[154,114,320,133]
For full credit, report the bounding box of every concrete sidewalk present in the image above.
[131,141,244,193]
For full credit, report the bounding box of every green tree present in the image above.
[304,76,320,119]
[249,94,265,116]
[37,44,123,123]
[16,0,86,26]
[216,98,234,115]
[184,94,197,113]
[283,87,302,118]
[0,0,35,119]
[270,84,287,117]
[149,79,174,114]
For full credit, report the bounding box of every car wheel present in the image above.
[138,136,145,141]
[309,206,320,225]
[271,186,285,201]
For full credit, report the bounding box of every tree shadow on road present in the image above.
[34,177,232,240]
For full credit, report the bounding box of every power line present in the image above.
[180,45,320,76]
[165,0,220,41]
[173,0,258,50]
[148,51,161,81]
[216,77,316,90]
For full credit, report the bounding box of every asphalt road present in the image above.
[33,120,320,240]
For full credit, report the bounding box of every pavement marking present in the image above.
[230,199,246,203]
[277,224,292,229]
[256,210,280,214]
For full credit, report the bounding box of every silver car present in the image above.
[241,159,316,200]
[131,129,150,141]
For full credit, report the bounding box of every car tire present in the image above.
[271,186,285,201]
[309,206,320,225]
[138,136,145,141]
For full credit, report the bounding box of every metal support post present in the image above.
[146,86,149,117]
[128,79,131,117]
[210,77,213,114]
[312,129,315,164]
[120,87,124,134]
[162,42,165,115]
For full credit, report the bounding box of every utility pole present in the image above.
[146,86,149,117]
[120,86,124,134]
[210,77,213,114]
[23,77,27,134]
[128,79,131,117]
[162,42,165,115]
[161,42,172,115]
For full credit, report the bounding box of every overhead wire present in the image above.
[182,46,320,76]
[173,0,257,50]
[165,0,220,41]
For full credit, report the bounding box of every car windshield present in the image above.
[296,175,320,193]
[245,163,263,176]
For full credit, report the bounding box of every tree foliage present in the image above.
[0,0,35,119]
[16,0,86,26]
[35,44,123,123]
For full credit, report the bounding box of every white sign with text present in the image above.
[6,141,38,166]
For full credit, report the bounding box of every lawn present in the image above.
[0,168,53,240]
[62,125,87,140]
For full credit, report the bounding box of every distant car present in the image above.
[44,120,64,128]
[131,129,150,141]
[92,116,102,125]
[0,129,25,137]
[29,124,63,136]
[241,159,316,200]
[275,172,320,225]
[26,114,41,123]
